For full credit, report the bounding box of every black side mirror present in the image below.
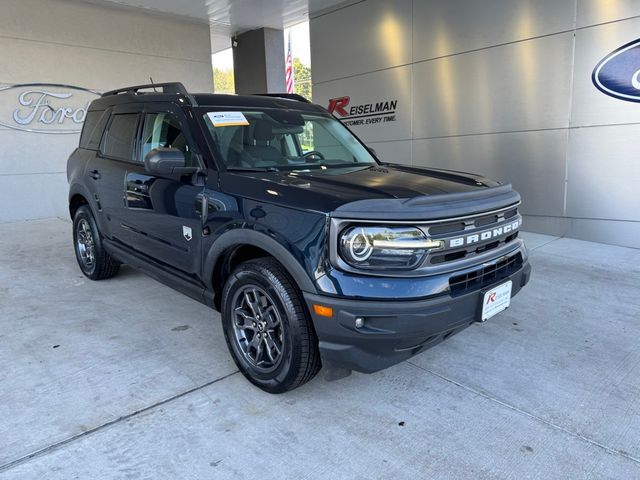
[367,146,378,158]
[144,147,189,176]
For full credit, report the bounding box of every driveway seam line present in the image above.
[406,361,640,465]
[0,370,239,474]
[527,236,562,251]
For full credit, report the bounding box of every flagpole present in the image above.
[285,31,294,94]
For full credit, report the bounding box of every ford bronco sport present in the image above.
[67,82,531,393]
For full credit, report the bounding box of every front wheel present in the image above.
[221,258,321,393]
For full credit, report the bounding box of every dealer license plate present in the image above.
[480,281,512,321]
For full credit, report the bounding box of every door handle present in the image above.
[201,193,209,225]
[88,169,101,180]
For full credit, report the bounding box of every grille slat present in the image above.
[449,253,523,295]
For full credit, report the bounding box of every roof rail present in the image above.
[252,93,311,103]
[101,82,198,106]
[102,82,189,97]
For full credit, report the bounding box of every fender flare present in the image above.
[68,182,95,217]
[68,182,110,234]
[203,228,317,294]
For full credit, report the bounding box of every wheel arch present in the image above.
[204,229,317,310]
[69,193,89,219]
[68,183,94,219]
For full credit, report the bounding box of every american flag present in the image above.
[285,31,294,94]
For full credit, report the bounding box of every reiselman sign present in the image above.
[0,83,100,134]
[327,96,398,127]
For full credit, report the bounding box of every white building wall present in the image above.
[0,0,212,222]
[311,0,640,248]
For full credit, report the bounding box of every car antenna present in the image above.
[149,77,158,92]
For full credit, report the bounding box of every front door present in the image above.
[120,106,205,278]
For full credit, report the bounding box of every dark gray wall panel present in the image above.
[521,215,571,237]
[568,218,640,249]
[412,33,574,139]
[577,0,640,28]
[565,124,640,222]
[233,28,285,94]
[313,65,413,143]
[571,17,640,128]
[412,130,568,217]
[310,0,412,84]
[413,0,575,63]
[367,140,412,165]
[311,0,640,248]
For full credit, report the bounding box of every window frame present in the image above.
[138,105,204,169]
[79,109,110,151]
[139,112,188,166]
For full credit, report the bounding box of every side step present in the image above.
[104,239,211,307]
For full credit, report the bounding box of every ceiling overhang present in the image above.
[77,0,357,53]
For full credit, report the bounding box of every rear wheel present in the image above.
[221,258,321,393]
[73,205,120,280]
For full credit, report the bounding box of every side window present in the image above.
[282,134,299,157]
[298,123,315,153]
[79,110,108,150]
[141,113,193,166]
[102,114,138,160]
[299,120,352,161]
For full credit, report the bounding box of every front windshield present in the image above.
[200,108,377,170]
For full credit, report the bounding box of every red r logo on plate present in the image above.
[487,292,497,304]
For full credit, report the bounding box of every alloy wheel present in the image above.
[231,285,285,373]
[76,218,96,269]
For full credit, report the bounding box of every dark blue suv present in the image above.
[67,82,531,393]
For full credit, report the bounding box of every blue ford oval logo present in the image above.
[592,38,640,102]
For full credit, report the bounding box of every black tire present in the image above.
[72,205,120,280]
[221,258,321,393]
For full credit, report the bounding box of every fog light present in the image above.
[355,317,365,329]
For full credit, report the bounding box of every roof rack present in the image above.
[102,82,189,97]
[252,93,311,103]
[101,82,198,106]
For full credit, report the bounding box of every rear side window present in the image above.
[102,114,138,160]
[79,110,108,150]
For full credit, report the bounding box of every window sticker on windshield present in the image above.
[206,111,250,127]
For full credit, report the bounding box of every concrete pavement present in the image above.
[1,219,639,479]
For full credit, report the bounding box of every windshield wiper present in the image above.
[226,167,280,173]
[316,162,372,169]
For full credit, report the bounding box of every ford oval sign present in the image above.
[0,83,100,134]
[592,38,640,102]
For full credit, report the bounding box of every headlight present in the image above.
[339,226,443,270]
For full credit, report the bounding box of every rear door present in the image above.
[86,106,141,241]
[120,104,205,278]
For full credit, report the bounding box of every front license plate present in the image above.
[480,281,512,321]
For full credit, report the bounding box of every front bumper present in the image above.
[304,260,531,373]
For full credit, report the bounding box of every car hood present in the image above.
[221,163,515,218]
